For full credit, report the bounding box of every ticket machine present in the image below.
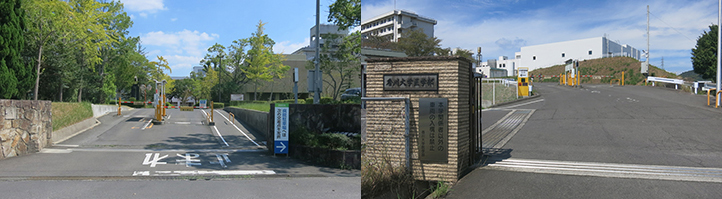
[518,67,529,97]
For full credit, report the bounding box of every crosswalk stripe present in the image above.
[484,158,722,183]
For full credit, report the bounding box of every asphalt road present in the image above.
[450,83,722,198]
[0,108,360,198]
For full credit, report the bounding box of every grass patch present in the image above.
[232,102,271,112]
[51,102,93,131]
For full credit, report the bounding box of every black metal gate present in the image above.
[470,75,483,164]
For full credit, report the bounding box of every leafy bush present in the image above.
[290,126,318,147]
[317,133,353,150]
[320,97,336,104]
[342,96,362,104]
[213,102,224,109]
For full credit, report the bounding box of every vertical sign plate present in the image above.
[274,103,290,154]
[418,98,448,163]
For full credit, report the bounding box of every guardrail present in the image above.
[646,76,684,89]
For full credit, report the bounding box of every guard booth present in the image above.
[518,67,530,97]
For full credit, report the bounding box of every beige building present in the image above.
[361,10,437,42]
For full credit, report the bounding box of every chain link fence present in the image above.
[481,78,518,108]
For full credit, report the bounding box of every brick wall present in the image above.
[0,100,52,160]
[364,56,473,182]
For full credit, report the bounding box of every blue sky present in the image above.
[362,0,718,74]
[119,0,338,77]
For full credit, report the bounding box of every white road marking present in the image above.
[214,110,261,147]
[212,125,230,147]
[174,122,191,125]
[54,144,79,147]
[201,110,230,147]
[484,158,722,183]
[141,119,152,130]
[132,170,276,176]
[142,153,169,167]
[39,148,72,153]
[495,99,545,109]
[68,148,266,153]
[176,153,201,167]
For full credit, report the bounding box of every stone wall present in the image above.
[364,56,473,182]
[288,104,361,134]
[0,100,52,160]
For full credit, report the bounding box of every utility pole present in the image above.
[314,0,321,104]
[641,5,650,76]
[661,57,664,70]
[715,0,722,106]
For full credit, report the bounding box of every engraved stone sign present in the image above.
[383,74,438,91]
[418,98,448,163]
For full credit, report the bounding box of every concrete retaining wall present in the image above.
[92,104,120,117]
[0,100,52,160]
[223,107,269,139]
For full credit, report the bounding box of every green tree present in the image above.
[692,24,718,81]
[169,78,196,105]
[242,20,285,100]
[396,28,444,57]
[453,48,474,61]
[306,32,360,101]
[0,0,31,99]
[327,0,360,30]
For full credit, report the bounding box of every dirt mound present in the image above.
[529,57,678,85]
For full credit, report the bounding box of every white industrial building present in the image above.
[361,10,436,42]
[293,24,349,60]
[478,36,641,77]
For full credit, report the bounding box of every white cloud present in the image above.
[164,55,204,73]
[139,12,148,18]
[119,0,166,13]
[273,38,309,54]
[141,30,219,75]
[170,18,177,22]
[364,0,715,71]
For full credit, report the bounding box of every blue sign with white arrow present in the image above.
[274,141,288,154]
[274,104,289,154]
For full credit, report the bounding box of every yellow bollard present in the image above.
[717,90,722,108]
[162,94,166,117]
[708,88,717,106]
[621,71,625,86]
[156,104,162,121]
[118,97,121,116]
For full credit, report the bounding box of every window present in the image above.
[516,55,521,59]
[561,53,565,58]
[588,50,592,55]
[533,56,536,60]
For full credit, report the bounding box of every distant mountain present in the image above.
[679,70,705,81]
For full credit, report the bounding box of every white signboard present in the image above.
[274,104,289,154]
[199,99,207,109]
[518,68,528,78]
[230,94,244,101]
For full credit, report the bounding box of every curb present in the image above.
[486,93,543,109]
[51,117,100,145]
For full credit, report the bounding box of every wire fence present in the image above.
[481,78,518,108]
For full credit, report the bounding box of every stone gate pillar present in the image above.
[364,56,473,182]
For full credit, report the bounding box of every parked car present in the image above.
[340,87,361,101]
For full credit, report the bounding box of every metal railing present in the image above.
[481,78,518,108]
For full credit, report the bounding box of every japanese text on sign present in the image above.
[274,103,290,154]
[418,98,448,163]
[383,74,438,91]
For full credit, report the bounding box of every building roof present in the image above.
[361,10,437,25]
